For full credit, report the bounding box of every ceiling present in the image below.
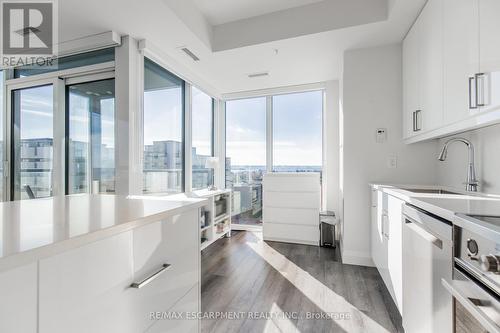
[58,0,425,95]
[193,0,324,25]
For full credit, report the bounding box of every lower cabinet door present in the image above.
[39,231,136,333]
[38,210,200,333]
[147,284,199,333]
[0,263,38,333]
[130,210,200,325]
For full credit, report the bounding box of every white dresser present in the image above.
[263,173,321,245]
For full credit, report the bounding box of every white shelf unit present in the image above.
[192,189,232,251]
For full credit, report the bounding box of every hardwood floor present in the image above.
[201,231,403,333]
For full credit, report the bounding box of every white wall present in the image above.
[437,123,500,194]
[324,80,341,216]
[341,44,438,266]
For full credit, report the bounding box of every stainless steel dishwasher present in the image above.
[402,204,453,333]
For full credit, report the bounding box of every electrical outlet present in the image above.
[387,154,398,169]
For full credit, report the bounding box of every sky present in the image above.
[19,85,53,140]
[191,86,213,156]
[16,82,114,149]
[8,70,323,169]
[226,90,323,167]
[143,88,182,146]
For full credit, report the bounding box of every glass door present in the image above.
[66,78,115,194]
[11,84,54,200]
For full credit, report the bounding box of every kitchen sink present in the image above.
[403,188,463,195]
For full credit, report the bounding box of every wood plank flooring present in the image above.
[201,231,403,333]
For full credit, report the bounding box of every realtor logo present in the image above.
[1,0,57,67]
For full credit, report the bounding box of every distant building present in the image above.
[192,147,212,190]
[18,138,115,198]
[19,138,53,198]
[143,140,183,194]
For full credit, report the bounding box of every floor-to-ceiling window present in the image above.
[143,58,185,195]
[67,79,115,194]
[272,91,323,173]
[12,85,54,200]
[225,97,266,226]
[191,86,214,190]
[225,90,324,227]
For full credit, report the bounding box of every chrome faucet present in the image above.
[438,137,479,192]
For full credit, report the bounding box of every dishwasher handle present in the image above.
[404,215,443,249]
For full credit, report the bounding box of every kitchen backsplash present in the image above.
[437,122,500,194]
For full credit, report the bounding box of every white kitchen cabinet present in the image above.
[147,284,199,333]
[443,0,480,123]
[371,189,388,274]
[38,210,200,333]
[370,188,404,313]
[39,231,136,333]
[402,22,420,138]
[131,210,199,324]
[479,0,500,114]
[402,0,443,137]
[386,194,404,313]
[419,0,444,132]
[403,0,500,143]
[0,263,38,333]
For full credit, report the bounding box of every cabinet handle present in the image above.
[404,218,442,249]
[469,76,478,109]
[475,73,486,107]
[381,213,389,239]
[413,110,422,132]
[130,263,171,289]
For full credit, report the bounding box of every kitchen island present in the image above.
[0,194,207,333]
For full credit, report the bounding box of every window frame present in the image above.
[271,90,324,172]
[191,85,215,191]
[223,86,325,184]
[4,60,115,201]
[64,73,116,195]
[141,56,186,195]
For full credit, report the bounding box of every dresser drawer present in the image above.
[130,209,200,325]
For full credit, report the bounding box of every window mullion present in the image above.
[266,95,273,173]
[53,78,66,197]
[185,82,193,193]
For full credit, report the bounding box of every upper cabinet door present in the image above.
[419,0,444,131]
[479,0,500,113]
[402,23,420,138]
[443,0,480,123]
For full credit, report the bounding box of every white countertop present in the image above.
[0,194,207,272]
[371,183,500,236]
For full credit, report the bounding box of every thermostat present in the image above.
[376,128,387,143]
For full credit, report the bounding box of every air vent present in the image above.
[181,48,200,61]
[248,72,269,78]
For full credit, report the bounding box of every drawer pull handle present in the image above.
[130,264,171,289]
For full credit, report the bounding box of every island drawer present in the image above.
[38,209,200,333]
[130,209,200,326]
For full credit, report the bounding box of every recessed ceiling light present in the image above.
[248,72,269,78]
